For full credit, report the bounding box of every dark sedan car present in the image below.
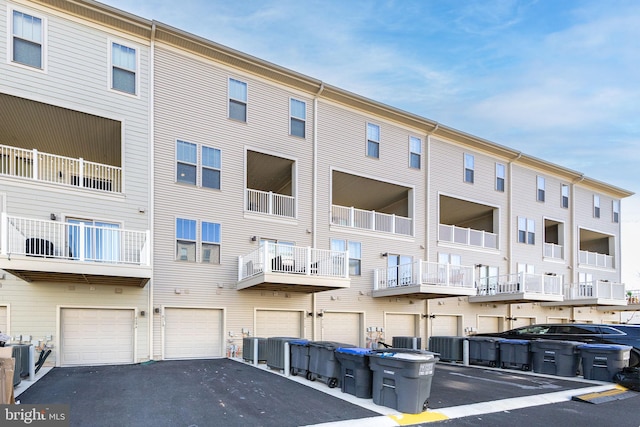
[476,323,640,367]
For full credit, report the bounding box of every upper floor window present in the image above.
[594,195,600,218]
[202,221,221,264]
[111,42,136,95]
[367,123,380,158]
[229,78,247,122]
[613,200,620,223]
[537,176,545,202]
[331,239,362,276]
[11,10,43,69]
[290,98,306,138]
[176,218,196,262]
[561,184,569,209]
[518,217,535,245]
[409,136,421,169]
[176,140,221,189]
[464,153,474,183]
[495,163,505,192]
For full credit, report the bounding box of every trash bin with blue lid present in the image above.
[334,347,373,398]
[499,339,531,370]
[369,349,439,414]
[467,336,504,367]
[428,336,464,362]
[530,339,581,377]
[308,341,356,387]
[289,339,310,377]
[578,343,632,382]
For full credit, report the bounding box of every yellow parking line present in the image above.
[389,411,449,425]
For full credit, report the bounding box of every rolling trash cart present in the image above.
[334,347,373,398]
[369,349,439,414]
[467,336,503,367]
[530,339,581,377]
[307,341,355,387]
[499,339,531,370]
[289,339,310,377]
[578,343,632,382]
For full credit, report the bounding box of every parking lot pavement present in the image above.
[16,359,637,427]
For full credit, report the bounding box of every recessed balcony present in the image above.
[543,281,627,307]
[438,224,498,250]
[331,205,413,236]
[468,272,564,304]
[237,242,350,293]
[579,250,614,269]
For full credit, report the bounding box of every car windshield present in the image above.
[513,325,550,335]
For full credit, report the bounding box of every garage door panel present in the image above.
[385,314,418,342]
[478,316,502,333]
[431,315,460,336]
[321,312,361,345]
[256,310,302,338]
[61,308,134,366]
[164,308,223,359]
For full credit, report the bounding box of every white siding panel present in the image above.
[430,315,459,336]
[164,308,223,359]
[255,310,302,338]
[321,312,361,346]
[60,308,134,366]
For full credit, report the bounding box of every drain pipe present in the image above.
[148,21,156,362]
[507,152,522,275]
[311,82,324,341]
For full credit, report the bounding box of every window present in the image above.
[537,176,545,202]
[67,218,120,262]
[561,184,569,209]
[290,98,306,138]
[202,146,221,189]
[229,78,247,122]
[495,163,505,192]
[518,217,535,245]
[176,141,221,189]
[409,136,421,169]
[464,154,474,183]
[11,10,43,69]
[367,123,380,158]
[176,140,197,185]
[613,200,620,223]
[111,42,136,94]
[594,195,600,218]
[387,254,413,286]
[331,239,362,276]
[201,222,221,264]
[176,218,196,262]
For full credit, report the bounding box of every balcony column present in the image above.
[349,207,355,227]
[268,191,273,215]
[32,149,39,180]
[263,242,271,273]
[79,222,86,261]
[238,255,244,281]
[344,250,349,278]
[306,247,311,276]
[371,211,376,231]
[391,214,396,234]
[0,213,6,255]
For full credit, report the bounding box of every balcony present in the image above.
[438,224,498,250]
[468,272,564,304]
[237,242,350,293]
[245,189,295,218]
[543,281,627,307]
[579,250,614,269]
[544,243,564,260]
[372,261,476,299]
[331,205,412,236]
[0,214,151,287]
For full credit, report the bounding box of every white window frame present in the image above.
[409,136,421,169]
[366,123,380,159]
[561,184,569,209]
[8,7,47,72]
[289,98,306,138]
[176,217,197,262]
[228,77,248,122]
[108,39,139,97]
[175,140,221,189]
[518,216,535,245]
[537,176,545,202]
[464,153,474,183]
[612,200,620,223]
[201,221,221,264]
[331,239,361,276]
[594,195,600,218]
[495,163,505,192]
[201,146,221,190]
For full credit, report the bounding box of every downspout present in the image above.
[311,82,324,340]
[570,174,585,287]
[148,22,156,361]
[425,123,438,342]
[507,152,522,276]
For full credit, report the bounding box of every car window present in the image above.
[515,326,550,335]
[548,325,597,334]
[599,326,625,335]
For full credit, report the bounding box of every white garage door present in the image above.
[164,308,223,359]
[513,317,535,328]
[0,306,7,336]
[321,312,361,346]
[431,315,460,336]
[384,313,418,343]
[478,316,503,333]
[61,308,134,366]
[255,310,302,338]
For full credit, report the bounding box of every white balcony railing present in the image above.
[246,189,295,218]
[564,281,626,300]
[238,242,348,280]
[0,144,122,193]
[476,272,562,296]
[579,250,614,269]
[0,213,150,265]
[544,242,564,259]
[331,205,413,236]
[374,261,475,290]
[438,224,498,249]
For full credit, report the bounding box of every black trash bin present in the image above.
[467,336,503,367]
[334,347,373,398]
[266,337,298,371]
[307,341,355,387]
[499,339,531,370]
[289,339,310,377]
[243,337,267,363]
[530,339,581,377]
[428,336,464,362]
[579,343,632,382]
[369,349,439,414]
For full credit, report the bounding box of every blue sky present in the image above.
[101,0,640,286]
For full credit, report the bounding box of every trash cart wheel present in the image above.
[423,400,429,411]
[328,378,338,388]
[306,372,316,381]
[489,361,497,368]
[522,364,530,371]
[290,367,298,376]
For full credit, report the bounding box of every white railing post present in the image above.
[349,206,354,227]
[391,214,395,234]
[32,149,39,180]
[306,247,311,276]
[344,249,349,278]
[79,158,84,188]
[371,210,376,231]
[79,222,86,261]
[374,269,379,290]
[263,242,271,272]
[268,191,273,215]
[0,213,6,255]
[238,255,244,281]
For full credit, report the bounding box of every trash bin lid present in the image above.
[336,347,371,355]
[375,352,437,361]
[289,339,309,345]
[577,343,633,351]
[501,339,530,345]
[309,341,355,350]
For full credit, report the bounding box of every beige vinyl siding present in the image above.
[255,310,303,338]
[0,306,7,335]
[320,312,362,346]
